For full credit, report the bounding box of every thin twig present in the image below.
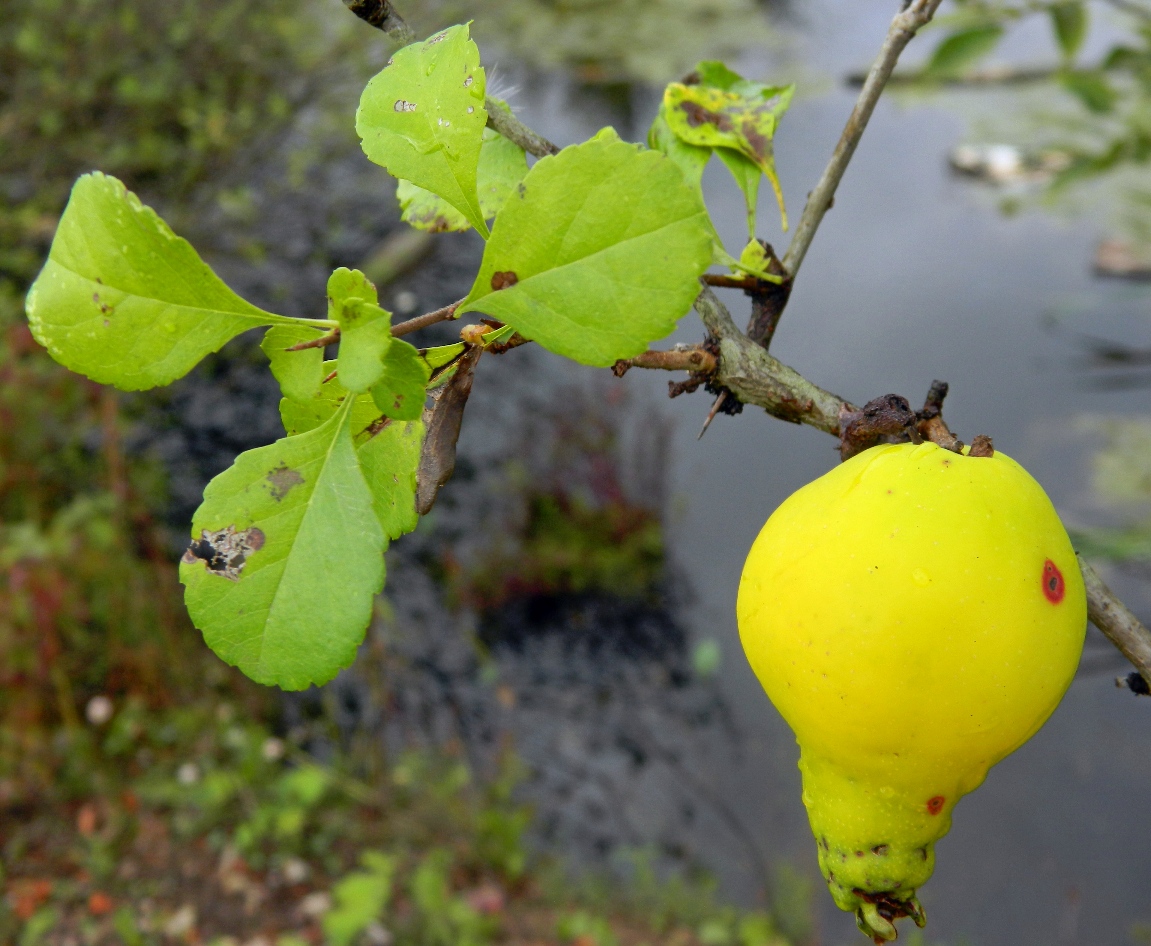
[485,98,560,158]
[612,348,717,376]
[286,329,340,351]
[1080,557,1151,691]
[392,300,462,338]
[782,0,946,277]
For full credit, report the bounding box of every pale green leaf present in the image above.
[25,172,294,391]
[261,323,327,403]
[181,398,384,690]
[370,339,429,420]
[663,78,794,230]
[925,25,1004,77]
[328,268,393,394]
[360,418,423,541]
[457,130,713,367]
[279,363,381,438]
[397,129,528,234]
[356,25,490,237]
[277,366,423,541]
[1051,2,1088,61]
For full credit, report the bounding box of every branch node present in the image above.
[838,394,920,461]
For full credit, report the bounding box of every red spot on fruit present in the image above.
[1042,559,1065,604]
[926,795,945,815]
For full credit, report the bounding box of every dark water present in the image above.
[485,2,1151,944]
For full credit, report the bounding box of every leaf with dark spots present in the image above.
[458,132,713,366]
[662,71,794,230]
[370,337,429,422]
[181,398,385,690]
[266,463,305,501]
[678,100,733,132]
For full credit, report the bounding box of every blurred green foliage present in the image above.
[0,0,364,295]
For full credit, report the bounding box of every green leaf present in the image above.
[277,366,423,541]
[328,268,393,394]
[1050,2,1088,61]
[360,417,423,541]
[262,323,327,403]
[356,25,490,237]
[694,60,745,91]
[716,148,762,239]
[1060,69,1118,113]
[323,852,397,946]
[925,25,1004,77]
[181,398,385,690]
[457,130,713,367]
[25,172,294,391]
[738,239,773,280]
[662,78,794,230]
[279,363,382,438]
[370,339,429,420]
[397,129,529,233]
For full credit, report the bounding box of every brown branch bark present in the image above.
[1080,558,1151,691]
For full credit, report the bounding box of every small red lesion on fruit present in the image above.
[1043,559,1065,603]
[926,795,945,815]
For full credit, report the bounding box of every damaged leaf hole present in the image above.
[182,525,265,581]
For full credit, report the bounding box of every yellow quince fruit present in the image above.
[737,441,1085,941]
